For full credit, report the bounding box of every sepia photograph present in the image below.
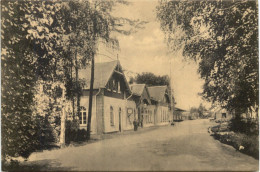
[1,0,259,171]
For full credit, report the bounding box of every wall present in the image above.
[80,95,97,134]
[156,105,170,126]
[124,100,137,131]
[103,96,126,133]
[96,91,104,134]
[143,105,156,127]
[215,111,232,120]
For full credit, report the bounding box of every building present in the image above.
[173,107,186,121]
[212,107,233,120]
[130,84,156,128]
[148,86,171,125]
[78,60,137,134]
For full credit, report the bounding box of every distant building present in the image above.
[212,107,233,120]
[173,107,186,121]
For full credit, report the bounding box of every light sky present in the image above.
[96,0,211,110]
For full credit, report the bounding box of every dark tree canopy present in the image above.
[132,72,170,87]
[157,0,258,114]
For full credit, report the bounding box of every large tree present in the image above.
[1,0,65,159]
[1,0,144,160]
[157,0,258,115]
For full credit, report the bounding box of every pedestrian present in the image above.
[133,119,138,131]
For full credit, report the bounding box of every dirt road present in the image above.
[27,119,258,171]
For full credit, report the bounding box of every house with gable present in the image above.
[130,84,156,128]
[148,86,171,125]
[78,60,137,134]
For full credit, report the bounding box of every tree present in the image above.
[198,103,206,118]
[1,0,145,161]
[157,1,258,115]
[133,72,170,86]
[1,0,64,159]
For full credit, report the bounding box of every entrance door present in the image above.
[119,108,122,132]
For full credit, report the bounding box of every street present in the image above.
[27,119,258,171]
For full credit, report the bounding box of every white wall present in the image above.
[80,96,97,134]
[103,96,126,133]
[124,100,136,131]
[156,106,170,126]
[143,105,156,128]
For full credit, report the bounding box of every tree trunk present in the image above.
[60,107,66,147]
[60,88,66,147]
[86,52,95,140]
[71,51,75,120]
[75,50,80,120]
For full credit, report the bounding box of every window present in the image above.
[113,80,117,92]
[163,111,165,122]
[110,106,114,126]
[79,106,87,125]
[118,81,121,93]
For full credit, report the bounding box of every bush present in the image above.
[65,120,87,144]
[238,134,259,159]
[213,132,259,159]
[2,113,41,159]
[229,116,258,135]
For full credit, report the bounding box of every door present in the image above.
[119,108,122,132]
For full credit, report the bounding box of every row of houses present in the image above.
[76,60,173,135]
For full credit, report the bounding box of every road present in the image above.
[27,119,258,171]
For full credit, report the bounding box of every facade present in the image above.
[75,60,173,135]
[148,86,171,126]
[78,60,137,134]
[130,84,156,128]
[173,107,186,121]
[213,108,233,120]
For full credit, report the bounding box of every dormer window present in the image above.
[107,80,112,91]
[118,81,121,93]
[113,80,117,92]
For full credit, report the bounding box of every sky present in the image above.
[96,0,211,110]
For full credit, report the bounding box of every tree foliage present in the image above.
[2,0,144,159]
[132,72,170,86]
[1,0,63,159]
[157,0,258,114]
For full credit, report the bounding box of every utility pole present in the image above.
[169,59,174,121]
[86,1,96,140]
[86,50,95,140]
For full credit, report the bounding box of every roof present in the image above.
[130,84,146,96]
[175,107,186,112]
[79,60,127,90]
[147,85,168,102]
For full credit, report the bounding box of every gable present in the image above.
[79,61,117,89]
[106,71,129,94]
[130,84,145,96]
[79,60,131,93]
[148,86,168,102]
[142,86,151,105]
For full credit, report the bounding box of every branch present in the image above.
[218,1,249,11]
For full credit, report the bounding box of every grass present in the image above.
[211,122,259,159]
